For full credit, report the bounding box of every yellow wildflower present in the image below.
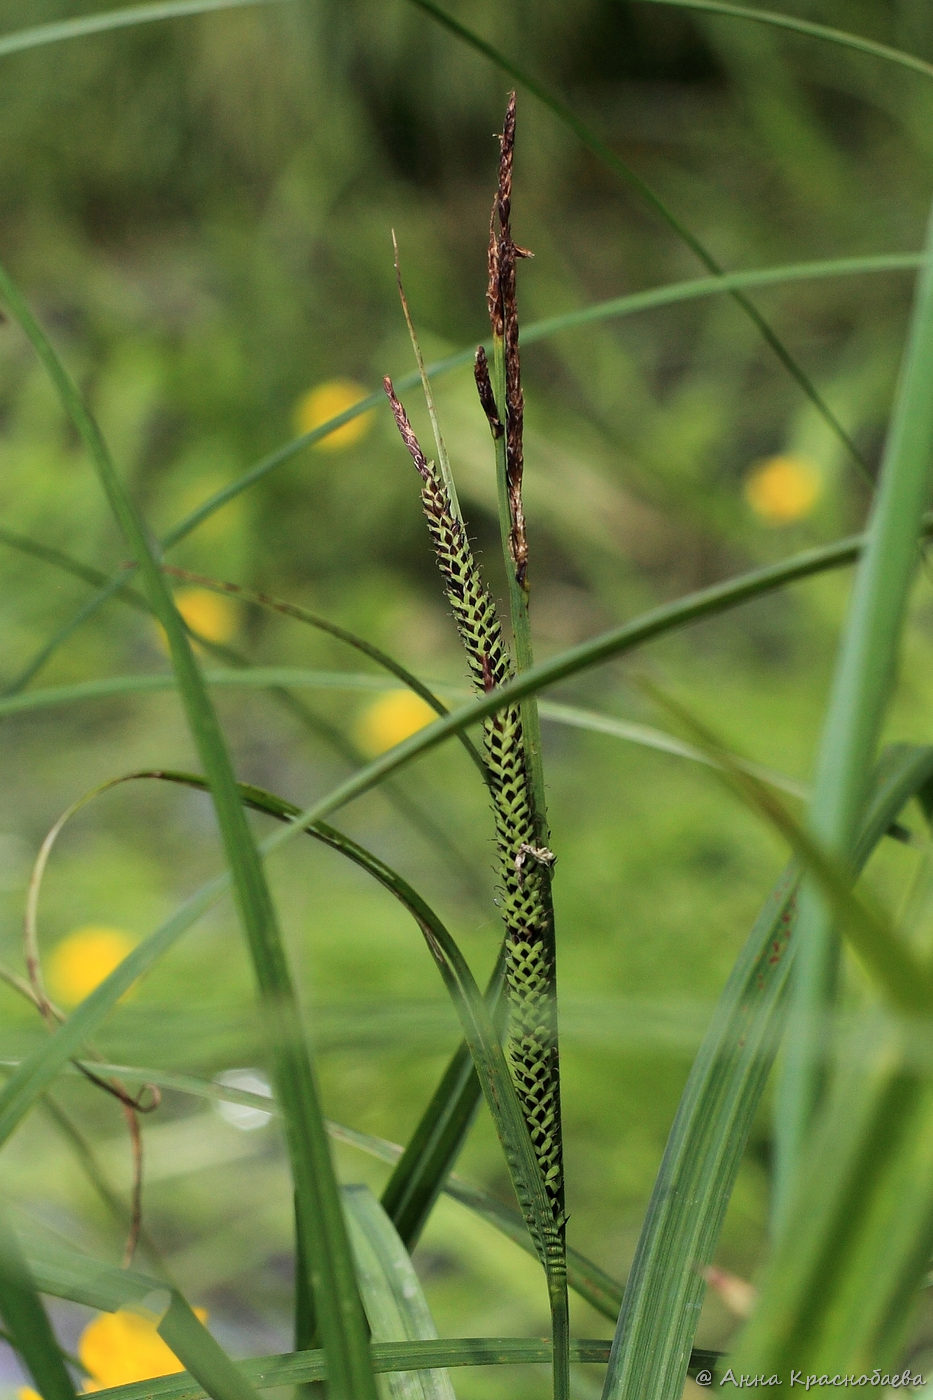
[354,690,438,756]
[293,378,373,452]
[17,1306,209,1397]
[175,586,238,645]
[743,453,822,524]
[78,1307,206,1389]
[156,586,238,652]
[46,925,138,1007]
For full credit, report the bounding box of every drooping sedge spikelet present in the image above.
[384,377,564,1249]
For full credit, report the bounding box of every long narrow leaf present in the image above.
[776,196,933,1224]
[379,956,503,1251]
[729,1017,933,1382]
[343,1186,456,1400]
[6,527,930,1168]
[0,0,294,60]
[39,1339,617,1400]
[633,0,933,82]
[0,1204,78,1400]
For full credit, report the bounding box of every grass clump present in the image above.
[3,7,933,1400]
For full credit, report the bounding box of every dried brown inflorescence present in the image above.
[485,91,533,591]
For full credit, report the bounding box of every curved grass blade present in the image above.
[9,502,933,862]
[0,0,294,60]
[0,1203,78,1400]
[632,0,933,82]
[601,742,933,1400]
[4,0,926,86]
[404,0,871,478]
[343,1186,456,1400]
[0,261,377,1400]
[24,762,553,1305]
[26,1340,616,1400]
[540,700,806,798]
[518,253,925,355]
[3,499,933,855]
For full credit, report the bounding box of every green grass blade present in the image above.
[25,1340,617,1400]
[775,198,933,1228]
[0,0,294,60]
[518,254,925,353]
[380,951,504,1251]
[632,0,933,82]
[405,0,871,477]
[192,516,933,846]
[0,1204,78,1400]
[601,742,933,1400]
[728,1017,933,1384]
[158,1294,263,1400]
[0,263,376,1400]
[343,1186,456,1400]
[646,688,933,1013]
[539,700,807,799]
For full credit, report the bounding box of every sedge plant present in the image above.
[4,7,933,1400]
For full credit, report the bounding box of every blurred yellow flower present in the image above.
[46,925,138,1006]
[79,1307,206,1389]
[17,1306,209,1397]
[294,378,373,452]
[157,586,238,652]
[743,453,822,524]
[354,690,438,756]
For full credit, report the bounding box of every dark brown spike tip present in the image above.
[497,91,516,230]
[474,345,503,438]
[384,376,431,483]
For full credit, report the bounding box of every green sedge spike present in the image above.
[384,377,564,1254]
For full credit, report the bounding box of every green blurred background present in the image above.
[3,2,933,1394]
